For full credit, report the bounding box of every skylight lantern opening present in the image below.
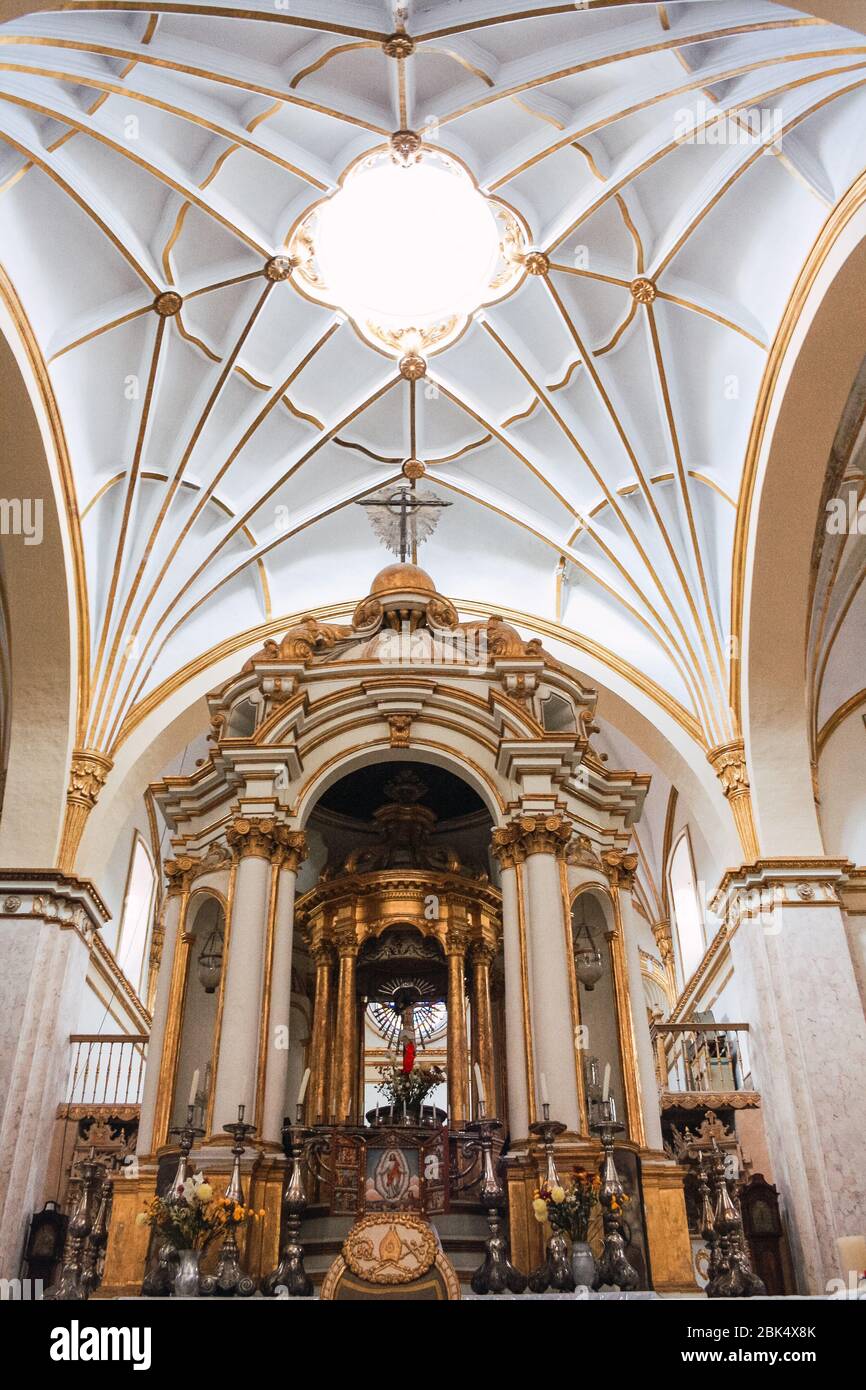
[315,153,501,328]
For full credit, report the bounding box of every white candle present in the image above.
[474,1062,486,1105]
[540,1072,550,1106]
[296,1066,311,1106]
[602,1063,611,1101]
[188,1068,200,1108]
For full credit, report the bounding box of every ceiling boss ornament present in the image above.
[288,141,530,357]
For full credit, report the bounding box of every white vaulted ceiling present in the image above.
[1,0,865,757]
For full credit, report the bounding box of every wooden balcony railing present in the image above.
[650,1021,759,1109]
[66,1034,148,1109]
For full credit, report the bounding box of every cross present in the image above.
[357,484,451,563]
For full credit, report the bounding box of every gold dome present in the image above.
[369,562,437,596]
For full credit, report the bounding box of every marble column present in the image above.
[496,814,581,1133]
[491,839,532,1140]
[332,927,360,1123]
[712,860,866,1293]
[0,875,107,1277]
[603,851,663,1151]
[446,925,469,1124]
[137,864,191,1154]
[470,939,497,1116]
[211,818,276,1131]
[260,831,307,1145]
[306,941,334,1124]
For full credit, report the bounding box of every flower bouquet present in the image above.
[375,1061,446,1117]
[532,1167,602,1242]
[138,1173,265,1295]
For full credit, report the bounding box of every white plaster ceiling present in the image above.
[1,0,865,757]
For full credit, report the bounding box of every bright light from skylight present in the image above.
[315,155,501,326]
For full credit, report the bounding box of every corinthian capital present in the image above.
[601,848,638,890]
[492,812,573,864]
[226,816,278,860]
[275,827,308,873]
[707,738,750,799]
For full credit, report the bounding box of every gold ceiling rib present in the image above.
[812,552,866,729]
[174,310,220,362]
[437,18,822,125]
[48,303,152,362]
[594,301,637,357]
[816,685,866,757]
[643,300,732,730]
[432,354,717,737]
[87,281,276,746]
[421,46,495,88]
[63,3,389,41]
[501,397,540,429]
[0,90,273,260]
[333,438,403,464]
[0,126,160,291]
[428,470,712,734]
[103,372,402,745]
[487,45,866,191]
[424,436,493,466]
[0,63,325,188]
[0,34,392,134]
[547,59,866,257]
[289,41,381,88]
[531,283,728,745]
[549,359,581,392]
[282,396,325,431]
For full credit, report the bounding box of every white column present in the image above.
[716,862,866,1292]
[492,843,530,1141]
[137,885,184,1154]
[261,833,306,1143]
[521,821,581,1133]
[0,876,106,1277]
[617,883,664,1151]
[211,821,274,1131]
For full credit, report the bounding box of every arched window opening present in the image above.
[668,831,705,985]
[115,835,157,998]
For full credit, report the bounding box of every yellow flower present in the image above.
[532,1197,548,1222]
[234,1209,244,1222]
[551,1186,566,1204]
[135,1211,149,1227]
[195,1182,213,1201]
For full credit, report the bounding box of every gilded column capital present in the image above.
[58,747,114,872]
[164,854,198,895]
[651,918,674,966]
[445,924,470,958]
[470,938,497,969]
[334,924,360,957]
[707,738,759,860]
[601,848,638,890]
[274,827,308,873]
[309,938,334,967]
[226,816,279,860]
[492,812,573,864]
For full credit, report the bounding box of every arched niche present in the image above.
[570,884,626,1127]
[741,191,866,854]
[170,891,225,1133]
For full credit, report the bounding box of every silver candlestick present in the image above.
[261,1117,314,1297]
[527,1115,574,1294]
[591,1111,639,1291]
[206,1105,257,1297]
[465,1116,527,1295]
[142,1104,204,1296]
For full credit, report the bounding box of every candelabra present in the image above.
[590,1107,639,1291]
[205,1105,257,1297]
[696,1155,721,1289]
[80,1173,113,1299]
[44,1150,107,1300]
[465,1115,527,1295]
[704,1142,765,1298]
[142,1105,204,1296]
[527,1109,575,1293]
[261,1111,314,1297]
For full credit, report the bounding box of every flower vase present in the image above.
[571,1239,598,1291]
[173,1248,201,1298]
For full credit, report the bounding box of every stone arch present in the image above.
[740,192,866,855]
[0,283,81,867]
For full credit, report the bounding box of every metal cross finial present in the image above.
[357,483,451,563]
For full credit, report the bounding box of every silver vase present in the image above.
[173,1249,201,1298]
[571,1240,598,1291]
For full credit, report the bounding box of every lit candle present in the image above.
[188,1068,200,1108]
[602,1063,611,1102]
[540,1072,550,1107]
[473,1062,486,1106]
[296,1066,311,1107]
